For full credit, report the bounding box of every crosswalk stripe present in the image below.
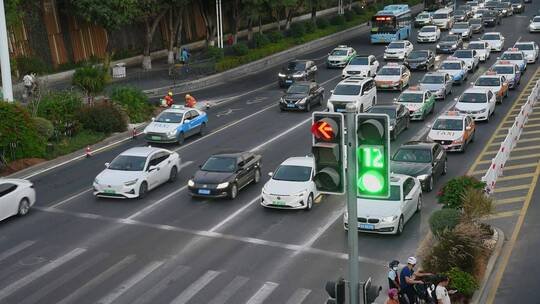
[0,240,35,263]
[285,288,311,304]
[56,255,136,304]
[0,247,86,301]
[246,282,279,304]
[97,260,164,304]
[207,276,249,304]
[170,270,221,304]
[131,264,190,304]
[19,253,108,304]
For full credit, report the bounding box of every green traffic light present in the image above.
[357,170,385,193]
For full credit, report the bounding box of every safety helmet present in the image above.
[389,260,400,268]
[407,256,417,265]
[168,91,173,96]
[185,94,191,98]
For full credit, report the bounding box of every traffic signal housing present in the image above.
[356,114,390,199]
[361,277,382,304]
[311,112,345,195]
[325,277,346,304]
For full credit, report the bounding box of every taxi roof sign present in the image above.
[171,104,187,110]
[485,71,497,75]
[497,60,511,64]
[408,86,421,91]
[444,110,460,116]
[508,48,518,51]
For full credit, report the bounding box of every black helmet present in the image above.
[389,260,400,268]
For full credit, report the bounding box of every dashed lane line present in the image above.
[493,184,531,193]
[477,153,540,164]
[496,173,534,181]
[494,196,526,205]
[488,210,521,220]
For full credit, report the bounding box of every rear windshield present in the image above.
[493,65,514,74]
[333,84,361,95]
[460,92,488,103]
[421,75,444,84]
[501,53,523,60]
[482,34,500,40]
[399,93,424,103]
[388,42,405,49]
[379,67,401,76]
[350,57,369,65]
[433,13,449,19]
[453,50,472,58]
[440,62,462,70]
[514,44,533,50]
[476,77,501,86]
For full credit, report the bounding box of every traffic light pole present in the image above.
[345,104,359,304]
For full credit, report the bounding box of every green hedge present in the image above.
[37,91,84,138]
[72,65,108,96]
[110,86,153,123]
[445,267,479,297]
[429,209,462,237]
[438,176,485,209]
[78,102,128,133]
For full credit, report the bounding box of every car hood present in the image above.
[375,75,401,82]
[283,93,308,101]
[471,24,482,28]
[418,32,436,36]
[401,102,424,112]
[96,169,142,185]
[144,122,179,134]
[483,40,502,45]
[455,102,489,111]
[357,199,401,217]
[328,55,348,61]
[264,179,310,195]
[385,48,405,53]
[473,85,500,93]
[343,65,370,72]
[428,129,464,141]
[329,94,358,102]
[531,22,540,27]
[439,69,462,77]
[192,170,235,184]
[407,57,428,63]
[420,83,444,91]
[391,161,432,177]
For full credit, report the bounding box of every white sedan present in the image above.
[261,156,320,210]
[480,32,505,51]
[0,179,36,221]
[529,16,540,32]
[417,26,441,43]
[384,40,414,60]
[467,41,491,61]
[344,174,422,235]
[342,55,379,78]
[454,88,496,121]
[93,147,181,199]
[513,41,539,63]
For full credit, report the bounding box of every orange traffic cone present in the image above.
[85,146,92,158]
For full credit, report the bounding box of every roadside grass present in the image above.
[45,130,108,159]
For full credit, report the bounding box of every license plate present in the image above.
[285,80,293,83]
[104,189,116,194]
[198,189,211,195]
[287,104,296,108]
[336,108,346,112]
[359,224,375,230]
[273,200,286,205]
[151,136,161,140]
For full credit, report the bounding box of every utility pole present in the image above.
[0,0,13,102]
[215,0,223,48]
[345,103,359,304]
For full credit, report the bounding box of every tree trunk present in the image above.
[247,18,253,41]
[142,11,167,70]
[285,8,292,30]
[311,3,317,23]
[167,8,184,64]
[258,16,262,33]
[197,0,216,47]
[232,0,240,44]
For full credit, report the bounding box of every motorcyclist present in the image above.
[388,260,401,291]
[399,257,433,304]
[185,94,197,108]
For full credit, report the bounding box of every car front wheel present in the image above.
[253,168,261,184]
[228,183,238,200]
[138,182,148,199]
[18,198,30,216]
[305,194,313,211]
[416,195,422,213]
[396,216,404,235]
[168,166,178,182]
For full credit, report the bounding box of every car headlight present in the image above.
[188,179,195,187]
[452,44,457,48]
[262,187,268,195]
[293,72,305,78]
[278,73,285,77]
[297,97,307,104]
[417,174,430,181]
[167,129,177,136]
[142,128,148,134]
[436,44,440,48]
[124,179,138,186]
[216,182,230,189]
[381,215,398,223]
[295,190,307,197]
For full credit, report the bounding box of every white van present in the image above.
[327,77,377,113]
[432,8,454,30]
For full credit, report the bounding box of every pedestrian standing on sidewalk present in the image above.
[385,288,400,304]
[180,48,190,64]
[435,275,453,304]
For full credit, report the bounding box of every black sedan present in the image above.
[279,81,324,112]
[510,0,524,13]
[368,104,410,141]
[483,10,501,26]
[278,60,317,88]
[188,152,262,199]
[469,18,484,33]
[404,50,435,71]
[436,35,463,54]
[390,141,447,192]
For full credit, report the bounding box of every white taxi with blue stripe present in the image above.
[143,105,208,144]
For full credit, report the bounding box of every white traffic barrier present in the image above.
[482,79,540,194]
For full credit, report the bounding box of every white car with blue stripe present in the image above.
[437,59,468,84]
[143,105,208,144]
[499,49,527,72]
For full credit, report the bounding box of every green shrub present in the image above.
[438,176,485,209]
[429,209,461,237]
[330,15,346,26]
[316,18,329,29]
[16,56,50,76]
[206,46,224,60]
[304,21,317,33]
[32,117,54,141]
[0,102,46,162]
[294,37,306,44]
[267,31,284,43]
[78,102,128,133]
[344,10,355,21]
[252,33,270,48]
[215,57,242,73]
[232,43,249,56]
[72,65,107,96]
[38,91,83,138]
[445,267,479,297]
[288,22,306,38]
[110,86,152,123]
[352,5,364,15]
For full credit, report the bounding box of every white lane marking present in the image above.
[56,255,136,304]
[209,195,262,232]
[0,247,86,301]
[170,270,221,304]
[51,188,93,208]
[285,288,312,304]
[246,282,279,304]
[301,206,345,248]
[250,118,311,152]
[126,185,187,220]
[207,275,249,304]
[97,260,164,304]
[20,253,108,304]
[0,240,35,263]
[131,264,190,304]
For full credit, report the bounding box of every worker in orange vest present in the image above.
[162,91,174,107]
[185,94,197,108]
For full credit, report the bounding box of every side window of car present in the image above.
[487,90,494,100]
[189,110,199,119]
[0,183,17,198]
[183,112,191,122]
[147,153,162,168]
[403,178,415,197]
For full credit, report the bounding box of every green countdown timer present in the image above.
[357,145,388,197]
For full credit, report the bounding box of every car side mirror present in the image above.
[184,119,190,123]
[470,82,474,86]
[393,97,398,102]
[312,66,318,71]
[148,165,158,172]
[330,90,335,94]
[268,172,273,177]
[454,97,459,102]
[405,195,413,201]
[105,162,110,168]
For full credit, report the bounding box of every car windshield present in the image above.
[392,148,432,163]
[155,112,184,123]
[501,53,523,60]
[440,62,462,70]
[442,35,459,42]
[388,42,405,49]
[369,107,397,118]
[454,23,469,29]
[108,155,146,171]
[468,43,485,49]
[432,118,464,131]
[369,184,401,201]
[476,77,500,86]
[350,57,369,65]
[420,27,436,32]
[287,62,306,71]
[534,17,540,22]
[272,165,312,182]
[201,157,237,172]
[460,92,488,103]
[399,93,424,103]
[331,49,348,56]
[433,13,448,19]
[510,0,521,3]
[514,44,533,50]
[453,50,472,58]
[421,75,444,84]
[379,67,401,75]
[287,84,310,94]
[333,84,361,95]
[455,10,466,16]
[408,51,428,59]
[417,13,430,18]
[493,66,514,74]
[470,18,482,24]
[482,34,500,40]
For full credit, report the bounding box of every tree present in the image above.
[308,0,329,22]
[69,0,140,54]
[165,0,191,64]
[196,0,217,46]
[242,0,267,40]
[137,0,169,70]
[283,0,305,30]
[5,0,23,28]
